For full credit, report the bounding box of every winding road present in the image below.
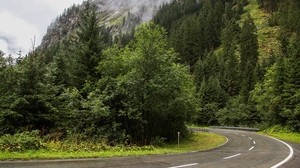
[0,129,298,168]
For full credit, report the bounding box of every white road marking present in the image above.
[168,163,199,168]
[269,137,294,168]
[248,137,253,140]
[214,137,229,149]
[249,146,254,151]
[253,141,256,144]
[223,153,242,160]
[241,134,246,137]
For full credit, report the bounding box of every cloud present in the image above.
[0,0,55,32]
[0,35,17,54]
[0,38,9,55]
[0,11,40,55]
[42,0,84,13]
[0,0,84,56]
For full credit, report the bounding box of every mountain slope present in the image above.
[241,0,280,60]
[40,0,170,49]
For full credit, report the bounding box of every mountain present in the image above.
[40,0,171,50]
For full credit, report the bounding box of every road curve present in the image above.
[0,129,295,168]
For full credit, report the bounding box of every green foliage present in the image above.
[0,130,44,152]
[276,0,300,36]
[257,0,282,12]
[1,0,300,152]
[0,132,226,160]
[0,52,60,134]
[217,96,256,127]
[239,14,259,103]
[253,33,300,131]
[0,55,19,99]
[196,77,228,125]
[262,125,300,144]
[167,0,227,70]
[153,0,201,33]
[71,0,111,89]
[98,22,197,144]
[169,14,203,69]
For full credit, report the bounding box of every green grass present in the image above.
[160,132,226,153]
[265,132,300,144]
[261,125,300,144]
[0,132,226,160]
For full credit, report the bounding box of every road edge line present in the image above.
[188,133,229,153]
[268,136,294,168]
[215,136,229,149]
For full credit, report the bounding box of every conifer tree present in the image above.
[73,0,103,89]
[239,14,259,103]
[282,35,300,130]
[197,77,227,125]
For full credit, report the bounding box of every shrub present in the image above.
[0,130,45,152]
[150,137,166,147]
[265,125,293,133]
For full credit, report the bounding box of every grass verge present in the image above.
[264,132,300,144]
[0,132,226,160]
[261,126,300,144]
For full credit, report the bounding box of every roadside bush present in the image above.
[150,137,166,147]
[45,140,155,152]
[45,140,111,152]
[0,130,45,152]
[264,125,293,133]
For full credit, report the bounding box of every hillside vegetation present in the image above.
[0,0,300,155]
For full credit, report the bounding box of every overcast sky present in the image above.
[0,0,84,56]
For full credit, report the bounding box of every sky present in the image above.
[0,0,84,56]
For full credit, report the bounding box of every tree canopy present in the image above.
[1,0,300,146]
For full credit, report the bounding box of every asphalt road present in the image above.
[281,142,300,168]
[0,129,297,168]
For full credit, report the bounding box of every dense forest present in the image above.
[0,0,299,146]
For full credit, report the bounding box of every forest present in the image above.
[0,0,299,146]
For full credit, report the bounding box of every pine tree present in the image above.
[282,35,300,130]
[1,51,58,133]
[72,0,103,89]
[239,14,259,103]
[211,0,224,48]
[170,14,201,71]
[197,77,227,125]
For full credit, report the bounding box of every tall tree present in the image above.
[0,51,58,134]
[281,35,300,130]
[0,52,21,133]
[196,76,227,125]
[170,14,202,70]
[72,0,104,89]
[98,22,197,144]
[219,20,240,96]
[239,14,259,103]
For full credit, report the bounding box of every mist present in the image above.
[0,35,17,55]
[95,0,171,21]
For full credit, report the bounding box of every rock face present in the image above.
[40,0,170,50]
[95,0,170,22]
